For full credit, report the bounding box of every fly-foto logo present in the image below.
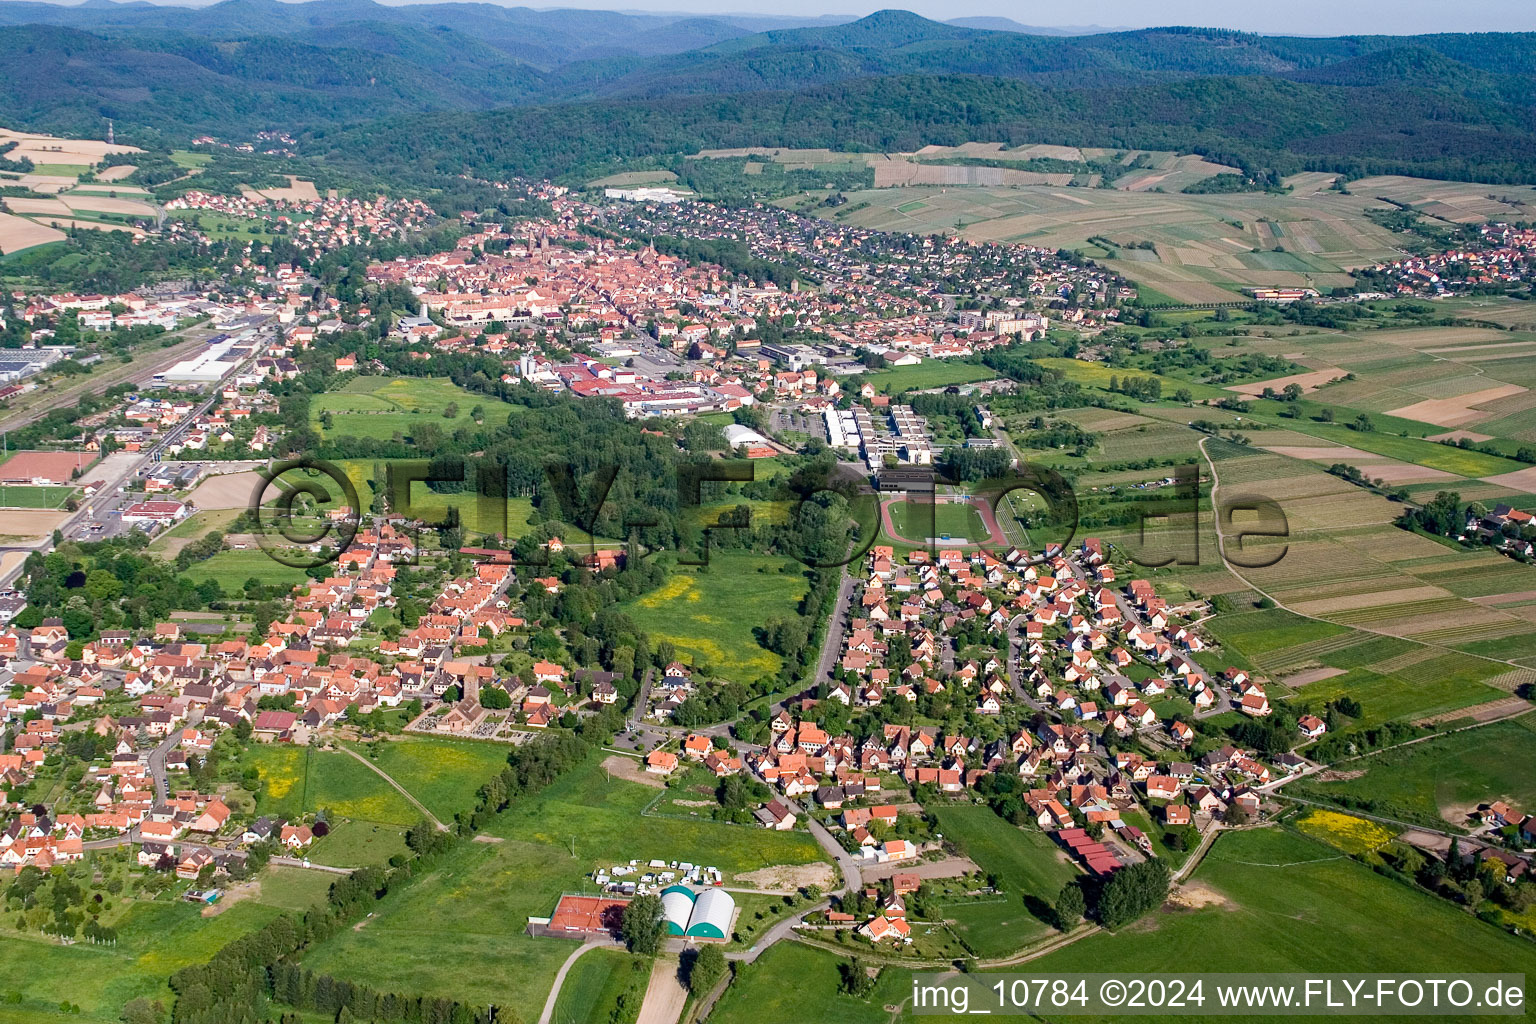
[246,456,1289,572]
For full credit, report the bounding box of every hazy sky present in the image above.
[7,0,1535,34]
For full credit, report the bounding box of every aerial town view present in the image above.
[0,0,1535,1020]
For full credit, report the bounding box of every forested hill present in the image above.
[3,6,1536,183]
[309,68,1536,187]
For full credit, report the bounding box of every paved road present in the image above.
[810,568,855,691]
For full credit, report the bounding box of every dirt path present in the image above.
[635,957,688,1024]
[335,744,447,831]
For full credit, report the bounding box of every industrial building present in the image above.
[157,334,243,384]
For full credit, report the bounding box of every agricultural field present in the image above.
[618,551,812,684]
[821,184,1410,302]
[1294,809,1396,855]
[1202,607,1347,657]
[312,375,521,442]
[1294,714,1536,828]
[297,754,827,1012]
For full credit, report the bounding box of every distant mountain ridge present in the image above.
[0,7,1534,185]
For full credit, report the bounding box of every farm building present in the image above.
[660,884,735,940]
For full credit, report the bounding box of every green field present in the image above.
[147,507,243,553]
[243,744,422,827]
[1287,664,1504,727]
[550,948,653,1024]
[180,548,314,590]
[711,941,911,1024]
[308,819,411,868]
[619,551,812,683]
[1017,827,1536,1021]
[353,736,512,823]
[257,865,339,911]
[298,753,827,1012]
[167,209,275,243]
[0,483,75,508]
[29,164,91,177]
[1204,608,1349,656]
[866,360,996,394]
[886,499,988,542]
[0,867,308,1022]
[928,804,1076,955]
[313,376,521,443]
[1295,714,1536,827]
[169,150,214,169]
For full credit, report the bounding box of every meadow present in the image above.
[167,209,276,244]
[242,744,422,828]
[0,864,324,1022]
[709,941,911,1024]
[298,754,827,1011]
[928,804,1076,955]
[312,376,521,442]
[350,736,512,824]
[179,548,314,590]
[1016,828,1536,1017]
[618,551,812,683]
[550,948,652,1024]
[865,360,997,393]
[1294,714,1536,827]
[308,819,411,868]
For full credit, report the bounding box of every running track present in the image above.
[879,496,1007,548]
